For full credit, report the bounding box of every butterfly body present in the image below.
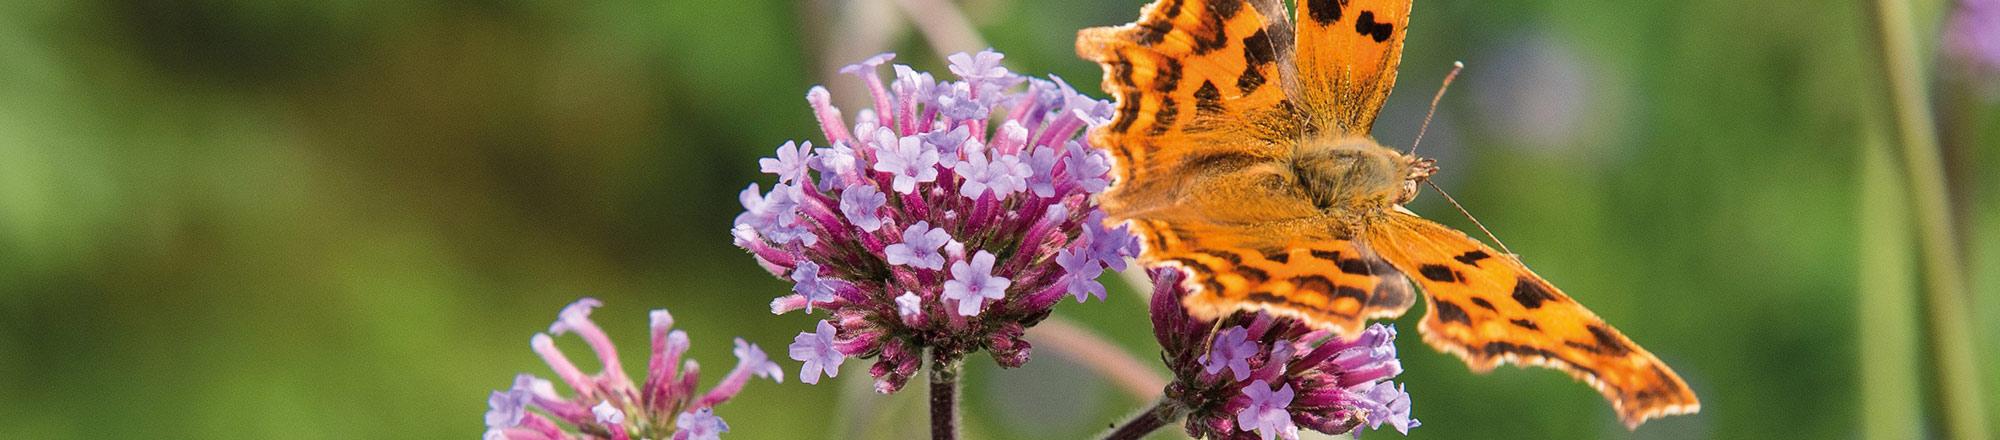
[1079,0,1699,429]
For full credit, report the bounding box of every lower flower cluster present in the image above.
[1149,269,1418,439]
[484,299,781,440]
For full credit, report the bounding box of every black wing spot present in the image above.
[1433,300,1471,325]
[1337,256,1398,276]
[1291,275,1334,295]
[1112,52,1136,87]
[1110,90,1142,133]
[1161,0,1186,19]
[1147,97,1179,136]
[1418,264,1460,282]
[1354,11,1395,43]
[1133,20,1170,46]
[1246,291,1286,304]
[1210,0,1243,20]
[1509,319,1540,330]
[1236,266,1270,284]
[1235,62,1267,94]
[1242,29,1275,67]
[1332,285,1368,302]
[1193,81,1225,116]
[1511,277,1560,309]
[1153,58,1183,93]
[1308,249,1340,261]
[1454,250,1492,266]
[1262,249,1291,264]
[1468,297,1497,311]
[1191,12,1230,54]
[1587,324,1632,356]
[1306,0,1342,25]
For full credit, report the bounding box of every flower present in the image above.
[1055,247,1107,302]
[790,320,847,384]
[790,261,838,312]
[883,221,952,270]
[838,183,887,232]
[1202,326,1258,381]
[759,141,812,184]
[675,408,729,440]
[1237,380,1301,440]
[942,250,1012,316]
[1147,269,1419,438]
[482,298,779,440]
[733,50,1137,393]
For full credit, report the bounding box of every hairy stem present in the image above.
[1101,399,1177,440]
[1865,0,1991,438]
[928,355,962,440]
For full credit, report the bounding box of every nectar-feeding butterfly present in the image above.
[1076,0,1699,429]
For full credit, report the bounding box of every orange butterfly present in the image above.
[1076,0,1698,429]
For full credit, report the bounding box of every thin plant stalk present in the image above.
[1866,0,1992,438]
[929,356,962,440]
[1101,399,1178,440]
[1030,315,1171,400]
[1858,125,1926,440]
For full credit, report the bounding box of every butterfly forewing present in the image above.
[1076,0,1295,204]
[1296,0,1412,133]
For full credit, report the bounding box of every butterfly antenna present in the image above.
[1425,180,1515,256]
[1409,61,1463,157]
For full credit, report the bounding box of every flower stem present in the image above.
[1101,399,1177,440]
[1866,0,1992,438]
[928,355,962,440]
[1857,126,1924,440]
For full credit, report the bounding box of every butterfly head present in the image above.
[1290,136,1435,210]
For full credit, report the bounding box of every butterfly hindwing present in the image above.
[1135,217,1415,337]
[1367,211,1701,429]
[1296,0,1412,133]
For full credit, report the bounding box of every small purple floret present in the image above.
[943,251,1011,316]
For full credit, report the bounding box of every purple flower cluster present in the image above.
[484,299,781,440]
[732,50,1136,393]
[1149,270,1418,439]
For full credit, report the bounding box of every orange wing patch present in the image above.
[1076,0,1293,192]
[1133,217,1414,337]
[1367,211,1701,428]
[1295,0,1412,133]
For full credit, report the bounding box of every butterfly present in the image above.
[1076,0,1699,429]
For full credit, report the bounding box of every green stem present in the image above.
[1857,126,1924,440]
[1865,0,1992,438]
[929,355,962,440]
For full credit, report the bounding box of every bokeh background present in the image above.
[3,0,1997,438]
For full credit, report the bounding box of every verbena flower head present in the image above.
[734,50,1133,393]
[484,298,781,440]
[1148,269,1419,439]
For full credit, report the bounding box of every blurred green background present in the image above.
[2,0,1996,438]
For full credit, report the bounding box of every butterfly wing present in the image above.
[1076,0,1301,215]
[1132,215,1415,337]
[1366,210,1701,428]
[1295,0,1411,133]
